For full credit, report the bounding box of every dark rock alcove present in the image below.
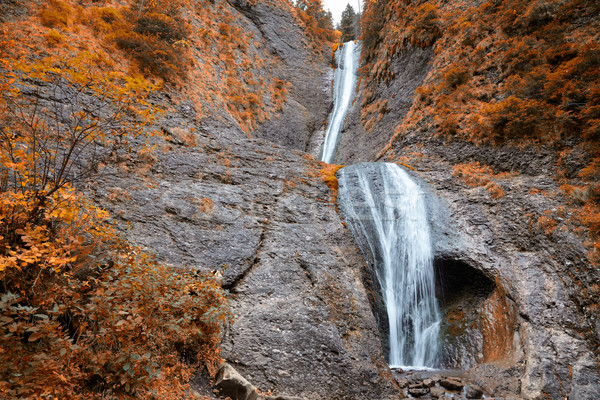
[434,257,497,369]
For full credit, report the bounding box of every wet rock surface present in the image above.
[392,368,521,400]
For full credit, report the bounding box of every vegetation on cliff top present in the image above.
[295,0,339,49]
[0,0,333,134]
[339,4,360,42]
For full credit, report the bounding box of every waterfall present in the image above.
[337,163,441,368]
[320,41,361,164]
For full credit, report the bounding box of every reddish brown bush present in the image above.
[452,162,507,199]
[0,52,229,399]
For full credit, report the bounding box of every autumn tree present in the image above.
[295,0,338,44]
[360,0,385,61]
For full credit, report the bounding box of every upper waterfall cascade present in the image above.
[320,41,361,163]
[337,163,442,368]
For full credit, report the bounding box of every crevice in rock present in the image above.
[298,257,315,286]
[222,223,268,293]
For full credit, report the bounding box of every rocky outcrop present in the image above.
[0,0,27,23]
[229,0,333,152]
[214,363,259,400]
[411,145,600,400]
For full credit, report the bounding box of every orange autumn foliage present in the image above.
[1,0,301,134]
[294,0,338,53]
[39,0,73,29]
[452,162,507,199]
[362,0,600,149]
[0,35,229,399]
[319,163,345,201]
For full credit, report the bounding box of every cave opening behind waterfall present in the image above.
[365,252,498,370]
[434,257,496,369]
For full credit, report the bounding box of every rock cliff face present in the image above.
[90,2,398,399]
[229,0,332,151]
[80,0,600,399]
[335,46,433,164]
[333,32,600,400]
[95,121,397,399]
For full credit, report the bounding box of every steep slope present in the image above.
[92,2,399,399]
[334,0,600,399]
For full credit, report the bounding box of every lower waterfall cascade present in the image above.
[337,163,442,368]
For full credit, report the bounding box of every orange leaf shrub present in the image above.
[39,0,72,28]
[0,52,229,398]
[0,235,229,399]
[86,6,128,33]
[271,78,290,112]
[452,162,507,199]
[538,213,558,235]
[44,29,65,46]
[110,6,191,82]
[318,163,345,201]
[294,0,337,52]
[477,96,556,144]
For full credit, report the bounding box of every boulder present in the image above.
[408,387,430,397]
[465,384,484,399]
[430,386,447,398]
[439,378,464,391]
[214,363,259,400]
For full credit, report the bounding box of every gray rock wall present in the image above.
[334,45,433,164]
[94,117,398,399]
[88,2,399,399]
[230,0,333,151]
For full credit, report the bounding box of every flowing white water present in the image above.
[320,41,361,163]
[338,163,441,368]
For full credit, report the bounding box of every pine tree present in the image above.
[340,3,357,42]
